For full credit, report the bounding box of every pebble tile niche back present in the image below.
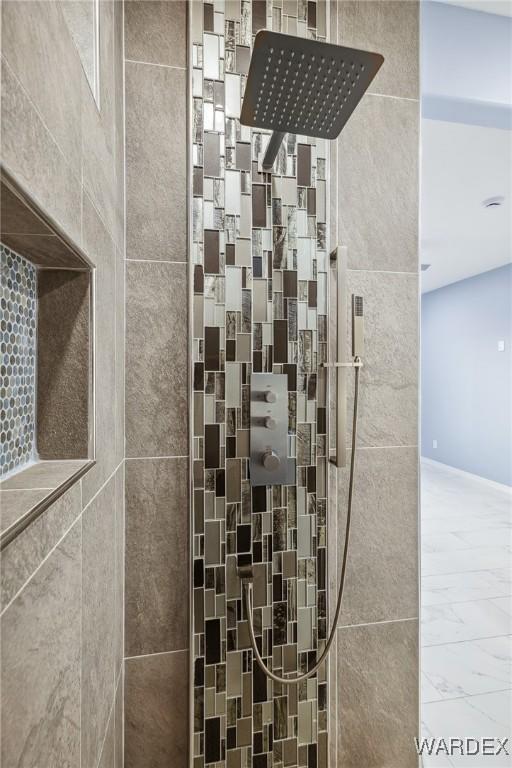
[1,243,37,477]
[0,175,94,548]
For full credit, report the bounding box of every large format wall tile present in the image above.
[97,0,116,156]
[98,675,123,768]
[82,87,118,249]
[1,1,125,767]
[125,0,187,68]
[337,447,419,625]
[82,475,117,768]
[0,489,47,532]
[1,521,81,768]
[81,0,118,246]
[1,481,81,609]
[1,0,82,176]
[37,269,90,459]
[81,196,117,506]
[0,458,88,491]
[1,230,83,269]
[0,181,50,236]
[338,0,419,100]
[97,674,123,768]
[115,246,126,468]
[125,651,188,768]
[125,457,189,656]
[98,705,115,768]
[114,0,126,252]
[125,61,186,262]
[115,674,123,768]
[337,620,419,768]
[115,464,125,678]
[345,270,418,448]
[338,94,419,273]
[1,61,82,247]
[125,261,188,457]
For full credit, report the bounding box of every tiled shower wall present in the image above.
[190,2,331,767]
[0,3,420,768]
[1,0,125,766]
[123,1,189,766]
[331,2,420,767]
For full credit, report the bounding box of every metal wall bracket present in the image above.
[329,246,349,469]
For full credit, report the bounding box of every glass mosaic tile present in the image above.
[191,2,329,765]
[0,243,37,478]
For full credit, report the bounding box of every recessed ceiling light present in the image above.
[482,195,505,208]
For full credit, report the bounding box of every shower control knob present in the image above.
[264,390,277,403]
[264,417,277,430]
[262,450,281,472]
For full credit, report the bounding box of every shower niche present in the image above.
[0,172,94,548]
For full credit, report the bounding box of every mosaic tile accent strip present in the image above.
[0,243,37,477]
[191,2,329,767]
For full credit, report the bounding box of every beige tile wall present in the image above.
[123,2,189,767]
[36,269,91,459]
[332,2,420,766]
[125,61,187,262]
[0,1,125,766]
[124,650,188,767]
[0,4,420,768]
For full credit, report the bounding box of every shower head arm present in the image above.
[262,130,286,171]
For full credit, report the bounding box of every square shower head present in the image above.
[240,30,384,140]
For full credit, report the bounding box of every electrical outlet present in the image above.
[433,439,438,449]
[498,340,505,352]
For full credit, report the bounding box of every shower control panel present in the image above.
[250,373,295,486]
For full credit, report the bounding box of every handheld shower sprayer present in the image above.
[352,295,364,358]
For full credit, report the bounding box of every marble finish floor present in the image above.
[420,460,512,767]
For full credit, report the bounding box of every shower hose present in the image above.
[241,357,361,686]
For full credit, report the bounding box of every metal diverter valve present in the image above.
[249,373,295,486]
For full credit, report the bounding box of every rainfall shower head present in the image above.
[241,30,384,170]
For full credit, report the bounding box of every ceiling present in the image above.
[436,0,512,17]
[421,118,511,293]
[422,2,512,111]
[420,1,512,293]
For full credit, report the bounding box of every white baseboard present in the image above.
[421,456,512,495]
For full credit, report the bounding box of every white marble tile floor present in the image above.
[421,460,512,767]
